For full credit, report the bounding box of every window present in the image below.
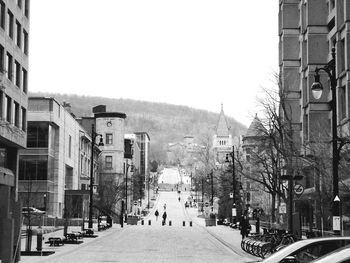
[5,95,11,123]
[7,10,13,39]
[105,155,112,169]
[23,29,28,55]
[15,20,21,48]
[27,122,49,148]
[0,44,4,73]
[0,1,5,29]
[14,101,19,127]
[6,53,12,81]
[19,156,48,180]
[106,133,113,145]
[68,135,72,158]
[15,60,20,87]
[339,86,346,121]
[0,91,3,119]
[22,68,27,93]
[21,107,26,131]
[24,0,29,18]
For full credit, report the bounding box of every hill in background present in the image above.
[30,92,247,163]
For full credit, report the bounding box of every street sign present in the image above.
[333,216,341,231]
[294,184,304,197]
[232,208,237,217]
[229,193,233,198]
[279,203,287,214]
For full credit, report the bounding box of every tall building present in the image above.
[0,1,30,262]
[279,1,350,234]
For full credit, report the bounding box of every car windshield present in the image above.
[261,240,311,262]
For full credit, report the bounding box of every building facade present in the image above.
[0,1,30,262]
[135,132,150,208]
[18,97,97,220]
[279,0,350,234]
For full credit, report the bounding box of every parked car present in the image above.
[22,207,45,215]
[310,244,350,263]
[249,236,350,263]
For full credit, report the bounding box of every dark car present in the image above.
[251,236,350,263]
[310,244,350,263]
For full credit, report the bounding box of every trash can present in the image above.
[36,232,43,251]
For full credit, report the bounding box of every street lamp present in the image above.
[225,146,237,224]
[311,47,341,235]
[88,124,104,229]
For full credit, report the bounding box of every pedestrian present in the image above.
[239,213,250,240]
[178,196,181,202]
[163,203,167,210]
[155,209,159,221]
[162,211,167,225]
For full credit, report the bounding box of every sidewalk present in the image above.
[20,223,125,263]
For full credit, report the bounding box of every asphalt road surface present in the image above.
[30,191,250,263]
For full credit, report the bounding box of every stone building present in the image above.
[213,104,232,164]
[0,1,30,262]
[80,105,127,218]
[279,0,350,234]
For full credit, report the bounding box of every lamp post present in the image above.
[226,146,236,224]
[88,124,104,229]
[311,47,341,235]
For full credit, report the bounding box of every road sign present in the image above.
[229,193,233,198]
[294,184,304,197]
[232,208,237,217]
[205,202,209,207]
[333,216,341,231]
[279,203,286,214]
[133,201,137,206]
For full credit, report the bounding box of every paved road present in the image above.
[21,191,253,263]
[158,168,181,185]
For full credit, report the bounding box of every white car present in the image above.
[22,207,45,215]
[252,236,350,263]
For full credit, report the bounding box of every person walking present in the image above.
[240,213,250,240]
[155,209,159,221]
[162,211,167,225]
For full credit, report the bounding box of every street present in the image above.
[21,190,256,263]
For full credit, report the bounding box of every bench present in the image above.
[72,231,83,239]
[48,237,63,246]
[66,233,78,241]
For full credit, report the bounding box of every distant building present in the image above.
[0,1,30,261]
[213,104,232,164]
[134,132,150,208]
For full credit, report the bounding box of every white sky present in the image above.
[29,1,278,127]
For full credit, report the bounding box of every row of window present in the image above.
[0,1,29,55]
[0,45,28,93]
[0,90,26,130]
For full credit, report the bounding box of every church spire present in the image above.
[216,104,230,136]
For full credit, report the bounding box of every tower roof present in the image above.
[245,114,266,137]
[216,104,230,136]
